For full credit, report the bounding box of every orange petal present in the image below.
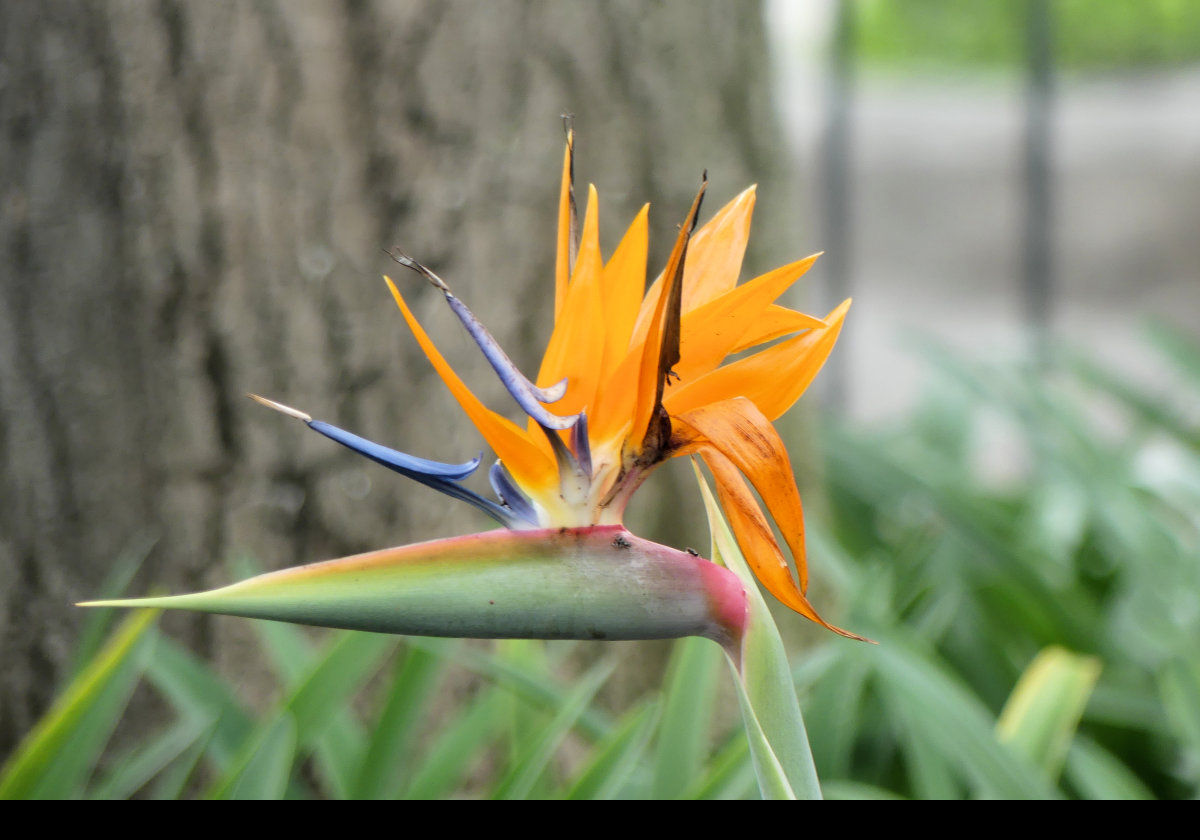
[681,185,757,311]
[554,130,576,322]
[674,396,809,591]
[700,449,867,640]
[535,185,606,419]
[587,206,650,445]
[627,185,758,354]
[674,253,822,382]
[727,305,826,356]
[664,299,851,421]
[385,277,555,492]
[599,204,649,383]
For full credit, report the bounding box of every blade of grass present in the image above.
[871,633,1058,799]
[497,639,552,795]
[652,635,722,799]
[402,688,507,799]
[493,657,617,800]
[893,699,963,799]
[150,719,219,800]
[226,714,297,800]
[1158,656,1200,791]
[562,698,660,800]
[89,717,209,800]
[1065,737,1154,800]
[822,780,906,800]
[996,646,1102,782]
[404,636,612,740]
[205,630,393,799]
[0,609,157,800]
[685,728,756,800]
[144,632,255,771]
[351,640,455,799]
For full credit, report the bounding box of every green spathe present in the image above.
[81,526,747,646]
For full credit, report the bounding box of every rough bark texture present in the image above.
[0,0,791,752]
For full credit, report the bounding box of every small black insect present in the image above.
[685,547,700,556]
[612,535,631,549]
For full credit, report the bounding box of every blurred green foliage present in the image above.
[855,0,1200,73]
[3,322,1198,798]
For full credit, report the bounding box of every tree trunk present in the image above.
[0,0,791,752]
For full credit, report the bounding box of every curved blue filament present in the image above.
[306,420,517,527]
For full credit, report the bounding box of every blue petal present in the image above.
[308,420,517,527]
[307,420,480,480]
[389,251,578,431]
[571,410,593,478]
[488,461,539,526]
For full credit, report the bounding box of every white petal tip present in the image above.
[248,394,312,422]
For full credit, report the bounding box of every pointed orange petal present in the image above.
[554,130,576,322]
[674,253,822,382]
[681,185,756,311]
[627,185,759,355]
[590,345,640,447]
[385,277,555,491]
[675,396,809,591]
[535,185,606,419]
[664,299,850,421]
[701,449,867,640]
[599,204,649,382]
[727,305,826,356]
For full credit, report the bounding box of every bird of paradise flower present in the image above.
[84,128,863,644]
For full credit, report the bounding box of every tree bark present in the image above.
[0,0,791,752]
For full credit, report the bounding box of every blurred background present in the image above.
[2,0,1198,798]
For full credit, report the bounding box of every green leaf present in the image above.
[1065,737,1154,800]
[205,630,393,799]
[996,646,1102,781]
[693,461,822,800]
[892,699,964,799]
[822,780,906,800]
[652,635,722,799]
[492,657,616,799]
[150,720,218,800]
[726,666,795,800]
[402,689,507,799]
[1158,656,1200,791]
[0,609,157,800]
[872,634,1058,799]
[562,699,660,800]
[144,633,255,772]
[226,715,297,800]
[352,640,454,799]
[90,718,210,800]
[684,731,756,800]
[404,636,613,741]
